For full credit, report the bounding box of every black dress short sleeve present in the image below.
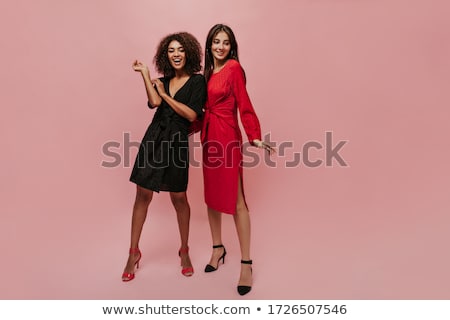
[185,74,206,119]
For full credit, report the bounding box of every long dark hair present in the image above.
[204,24,239,82]
[154,32,202,78]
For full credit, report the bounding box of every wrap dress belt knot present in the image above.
[201,107,238,144]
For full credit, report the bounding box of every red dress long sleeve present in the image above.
[201,59,262,214]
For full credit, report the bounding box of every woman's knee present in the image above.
[135,186,153,204]
[170,192,188,208]
[236,199,248,215]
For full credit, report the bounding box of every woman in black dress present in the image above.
[122,32,206,281]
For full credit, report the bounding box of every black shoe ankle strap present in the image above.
[241,260,252,264]
[212,244,224,249]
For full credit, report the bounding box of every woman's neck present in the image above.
[213,58,229,72]
[174,70,189,79]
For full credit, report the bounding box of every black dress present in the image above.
[130,74,206,192]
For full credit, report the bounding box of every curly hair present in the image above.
[153,32,202,78]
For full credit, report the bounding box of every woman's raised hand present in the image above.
[132,60,149,73]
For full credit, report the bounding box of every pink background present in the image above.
[1,0,449,299]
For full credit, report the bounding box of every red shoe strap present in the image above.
[179,246,189,254]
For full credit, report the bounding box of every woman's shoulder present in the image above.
[159,76,169,83]
[225,59,245,75]
[189,73,206,85]
[226,59,242,69]
[191,73,205,80]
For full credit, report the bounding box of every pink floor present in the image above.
[1,0,450,300]
[2,155,450,300]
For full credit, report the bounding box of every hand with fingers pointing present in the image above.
[253,139,276,155]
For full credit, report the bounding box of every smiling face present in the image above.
[211,31,231,64]
[167,40,186,71]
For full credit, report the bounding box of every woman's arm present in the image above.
[230,61,275,154]
[132,60,162,108]
[230,61,261,142]
[153,78,199,122]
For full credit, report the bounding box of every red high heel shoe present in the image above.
[122,248,141,282]
[178,247,194,277]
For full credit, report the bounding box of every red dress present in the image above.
[201,59,261,214]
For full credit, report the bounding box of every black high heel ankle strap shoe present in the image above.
[237,260,253,296]
[204,244,227,273]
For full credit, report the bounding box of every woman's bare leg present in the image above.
[233,176,252,288]
[122,185,153,277]
[206,207,226,268]
[170,191,192,271]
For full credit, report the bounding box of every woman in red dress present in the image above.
[201,24,274,295]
